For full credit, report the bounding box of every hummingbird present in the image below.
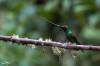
[49,23,82,57]
[38,16,83,58]
[38,16,84,59]
[59,25,81,45]
[45,21,81,45]
[37,15,81,45]
[59,25,84,58]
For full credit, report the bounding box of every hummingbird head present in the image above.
[60,25,68,31]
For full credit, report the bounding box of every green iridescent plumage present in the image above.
[60,25,81,44]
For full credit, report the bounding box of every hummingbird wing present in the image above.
[66,31,81,45]
[71,34,81,45]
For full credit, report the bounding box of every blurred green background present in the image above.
[0,0,100,66]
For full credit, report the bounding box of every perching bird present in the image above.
[59,25,81,45]
[59,25,83,58]
[43,18,81,45]
[46,21,83,57]
[37,15,81,44]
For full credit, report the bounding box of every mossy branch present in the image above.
[0,35,100,51]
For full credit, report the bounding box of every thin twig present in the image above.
[0,35,100,51]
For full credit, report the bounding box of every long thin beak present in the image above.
[50,22,66,29]
[50,22,61,27]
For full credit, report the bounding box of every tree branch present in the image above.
[0,35,100,51]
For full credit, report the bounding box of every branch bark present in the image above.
[0,35,100,51]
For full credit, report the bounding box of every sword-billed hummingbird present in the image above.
[59,25,81,45]
[38,16,83,58]
[48,22,82,58]
[46,21,81,45]
[38,15,81,45]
